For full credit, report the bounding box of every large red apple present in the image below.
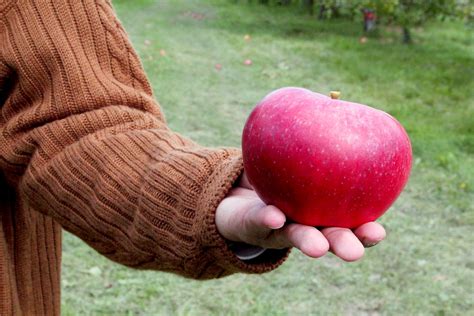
[242,87,412,228]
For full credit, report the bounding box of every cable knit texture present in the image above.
[0,1,289,314]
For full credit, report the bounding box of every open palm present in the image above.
[216,173,386,261]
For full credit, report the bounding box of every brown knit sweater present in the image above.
[0,1,289,314]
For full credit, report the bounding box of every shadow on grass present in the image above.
[208,2,364,39]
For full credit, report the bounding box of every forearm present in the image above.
[17,107,243,275]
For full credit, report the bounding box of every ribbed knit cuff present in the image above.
[197,149,290,277]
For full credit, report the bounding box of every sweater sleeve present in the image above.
[0,0,289,279]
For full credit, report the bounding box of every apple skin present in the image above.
[242,87,412,228]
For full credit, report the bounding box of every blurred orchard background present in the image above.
[62,0,473,315]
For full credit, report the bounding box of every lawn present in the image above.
[61,0,474,315]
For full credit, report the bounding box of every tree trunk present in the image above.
[302,0,314,15]
[402,27,412,44]
[318,3,326,19]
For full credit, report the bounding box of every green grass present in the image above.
[61,0,474,314]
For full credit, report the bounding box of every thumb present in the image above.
[215,195,285,245]
[240,204,286,242]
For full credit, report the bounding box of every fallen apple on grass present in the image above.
[242,87,412,228]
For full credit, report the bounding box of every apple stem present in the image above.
[330,91,341,99]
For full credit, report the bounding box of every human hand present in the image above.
[216,172,386,261]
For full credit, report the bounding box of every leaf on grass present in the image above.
[88,266,102,277]
[278,62,289,70]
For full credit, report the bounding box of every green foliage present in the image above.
[358,0,463,42]
[238,0,472,22]
[359,0,470,27]
[238,0,474,42]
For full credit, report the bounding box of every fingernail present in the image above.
[364,242,378,248]
[269,222,285,230]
